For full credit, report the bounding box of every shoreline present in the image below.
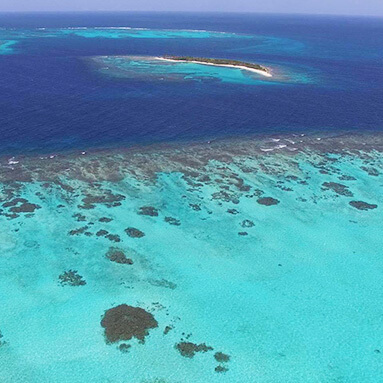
[155,56,272,78]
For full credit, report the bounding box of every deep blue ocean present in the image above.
[0,12,383,154]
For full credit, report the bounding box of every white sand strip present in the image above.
[155,57,272,77]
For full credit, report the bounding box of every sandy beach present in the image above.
[155,56,272,77]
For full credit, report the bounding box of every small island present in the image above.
[157,55,272,77]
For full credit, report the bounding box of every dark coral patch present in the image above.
[99,217,113,223]
[118,343,131,353]
[238,232,248,236]
[125,227,145,238]
[239,184,251,192]
[69,226,89,236]
[106,248,133,265]
[175,342,213,358]
[257,197,279,206]
[138,206,159,217]
[252,188,264,197]
[361,166,379,177]
[338,174,356,181]
[0,331,7,347]
[101,304,158,344]
[59,270,86,286]
[106,234,121,243]
[10,202,41,213]
[241,219,254,228]
[163,325,173,335]
[96,229,108,237]
[164,216,181,226]
[215,366,229,373]
[2,198,27,208]
[214,352,230,363]
[349,201,378,211]
[189,203,201,211]
[3,212,19,220]
[73,213,87,222]
[227,209,239,215]
[212,191,239,204]
[322,182,353,197]
[79,191,125,210]
[279,186,293,192]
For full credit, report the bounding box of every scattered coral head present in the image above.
[101,304,158,344]
[175,342,213,358]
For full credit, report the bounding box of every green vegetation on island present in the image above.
[163,55,269,73]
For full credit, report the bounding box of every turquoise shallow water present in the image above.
[0,27,250,55]
[0,135,382,382]
[0,40,18,54]
[56,27,245,39]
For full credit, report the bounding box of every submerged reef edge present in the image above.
[1,131,383,184]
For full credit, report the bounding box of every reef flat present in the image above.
[90,55,300,85]
[0,132,382,382]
